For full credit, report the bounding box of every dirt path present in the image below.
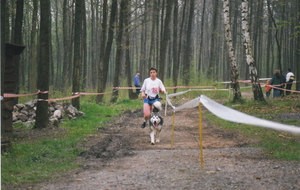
[30,108,300,189]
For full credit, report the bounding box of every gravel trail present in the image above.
[29,108,300,190]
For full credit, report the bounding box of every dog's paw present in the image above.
[155,139,160,143]
[151,142,155,145]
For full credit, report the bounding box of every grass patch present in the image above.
[1,98,142,185]
[205,94,300,161]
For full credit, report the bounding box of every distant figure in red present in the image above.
[265,80,271,98]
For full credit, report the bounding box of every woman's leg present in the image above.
[144,103,151,120]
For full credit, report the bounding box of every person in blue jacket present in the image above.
[134,72,141,94]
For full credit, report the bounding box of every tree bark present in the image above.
[207,0,219,79]
[241,0,265,101]
[111,0,126,103]
[158,0,173,82]
[182,0,194,85]
[123,0,136,99]
[81,0,87,90]
[197,0,206,73]
[296,0,300,91]
[35,0,50,128]
[267,0,282,72]
[13,0,24,102]
[55,0,61,89]
[62,0,70,88]
[29,0,38,91]
[72,0,83,109]
[223,0,242,102]
[172,0,178,86]
[148,0,156,73]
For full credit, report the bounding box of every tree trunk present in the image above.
[172,0,178,87]
[182,0,194,85]
[49,14,54,87]
[55,0,61,89]
[29,0,38,91]
[148,0,156,73]
[296,0,300,91]
[223,0,242,102]
[158,0,172,82]
[267,0,282,72]
[197,0,206,73]
[174,0,187,90]
[81,0,87,90]
[62,0,70,88]
[13,0,24,102]
[266,15,272,77]
[124,0,135,99]
[207,0,219,79]
[35,0,50,128]
[111,0,126,103]
[72,0,83,109]
[241,0,265,101]
[97,0,117,103]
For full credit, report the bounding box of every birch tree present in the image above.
[241,0,265,101]
[223,0,241,101]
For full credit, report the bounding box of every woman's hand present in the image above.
[159,87,164,94]
[142,91,147,99]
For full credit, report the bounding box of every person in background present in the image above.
[265,80,272,98]
[285,68,295,95]
[134,72,141,95]
[271,69,284,98]
[279,72,286,97]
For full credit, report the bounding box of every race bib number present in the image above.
[152,87,158,94]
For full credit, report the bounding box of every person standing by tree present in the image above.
[285,68,295,95]
[134,72,141,95]
[141,67,166,128]
[271,70,284,98]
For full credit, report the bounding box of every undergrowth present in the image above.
[1,98,142,185]
[205,94,300,161]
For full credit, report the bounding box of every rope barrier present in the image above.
[3,90,40,98]
[267,85,300,94]
[37,94,80,102]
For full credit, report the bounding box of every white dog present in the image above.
[149,102,164,145]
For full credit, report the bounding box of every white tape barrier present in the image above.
[175,97,200,111]
[200,95,300,135]
[166,90,300,134]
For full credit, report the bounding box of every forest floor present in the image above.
[14,105,300,190]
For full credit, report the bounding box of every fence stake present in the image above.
[199,102,204,170]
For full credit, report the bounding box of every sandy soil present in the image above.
[9,107,300,190]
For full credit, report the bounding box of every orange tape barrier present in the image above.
[1,86,218,102]
[3,90,41,98]
[267,85,300,94]
[38,94,81,102]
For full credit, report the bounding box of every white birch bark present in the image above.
[223,0,241,101]
[241,0,265,101]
